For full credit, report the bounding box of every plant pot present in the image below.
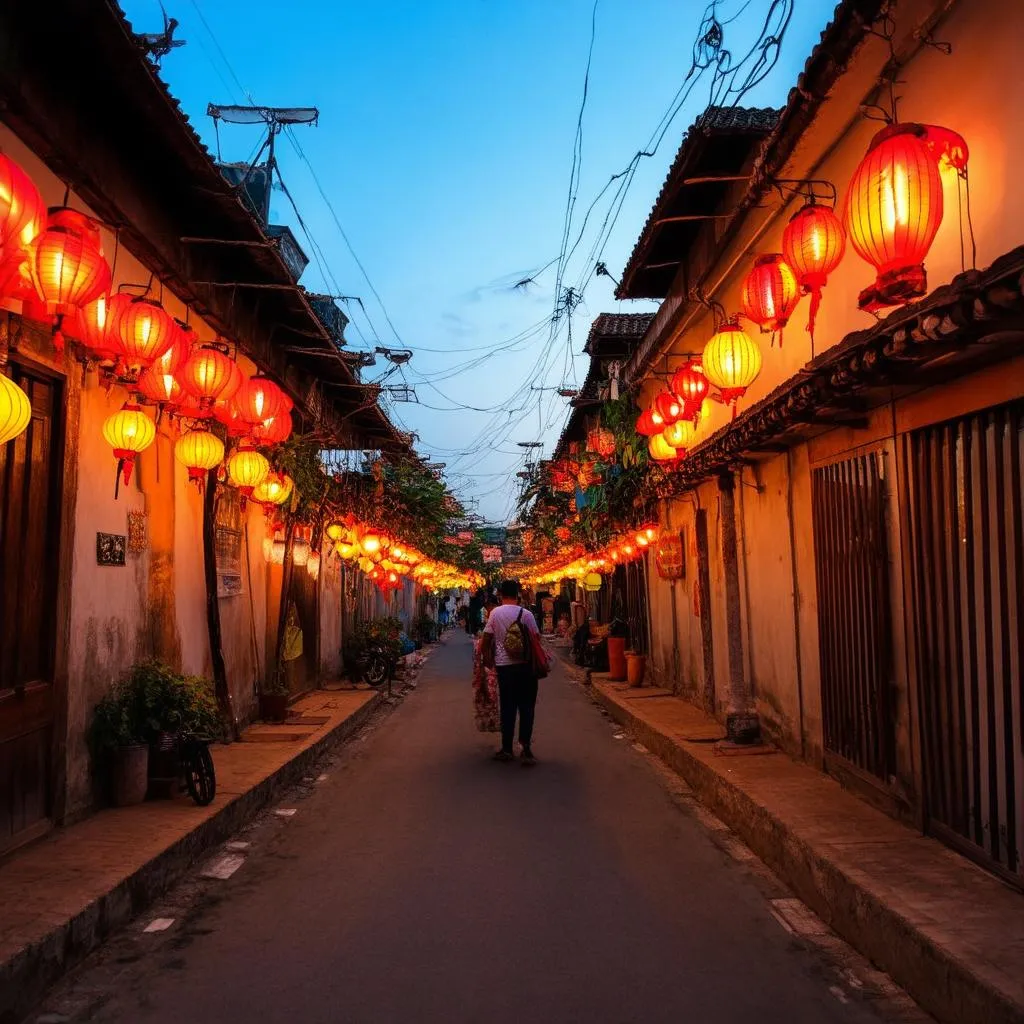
[148,731,179,800]
[259,692,289,723]
[112,744,149,806]
[626,652,647,688]
[607,636,627,681]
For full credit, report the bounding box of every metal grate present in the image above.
[903,402,1023,884]
[811,451,895,782]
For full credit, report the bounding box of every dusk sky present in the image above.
[120,0,834,523]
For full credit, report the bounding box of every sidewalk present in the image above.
[0,687,381,1023]
[581,671,1024,1024]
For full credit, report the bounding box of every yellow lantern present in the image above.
[361,531,382,555]
[583,572,602,593]
[648,433,676,462]
[252,472,293,509]
[661,418,697,451]
[335,540,357,560]
[102,402,155,495]
[174,428,224,489]
[358,556,375,574]
[226,444,269,501]
[0,373,31,445]
[702,319,762,412]
[325,522,346,542]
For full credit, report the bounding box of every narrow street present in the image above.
[30,634,923,1024]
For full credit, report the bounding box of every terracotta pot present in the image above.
[259,692,289,723]
[112,745,149,806]
[626,652,647,688]
[607,636,627,681]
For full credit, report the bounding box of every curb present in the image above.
[0,692,382,1024]
[590,685,1024,1024]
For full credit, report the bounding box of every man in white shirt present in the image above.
[482,579,540,765]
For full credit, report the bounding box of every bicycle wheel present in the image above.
[184,742,216,806]
[364,655,389,687]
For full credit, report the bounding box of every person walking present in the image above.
[482,579,540,766]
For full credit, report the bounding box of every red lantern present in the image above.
[741,253,800,345]
[75,293,129,362]
[180,346,239,412]
[115,297,176,373]
[28,208,110,350]
[153,320,192,377]
[921,124,969,176]
[0,154,44,260]
[251,409,293,445]
[586,426,615,459]
[137,366,182,406]
[0,250,41,315]
[782,202,846,342]
[844,122,944,312]
[654,389,683,425]
[213,395,249,437]
[635,406,664,437]
[670,360,709,420]
[235,375,287,426]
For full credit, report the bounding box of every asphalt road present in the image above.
[31,632,924,1024]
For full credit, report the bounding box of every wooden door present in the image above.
[0,364,62,852]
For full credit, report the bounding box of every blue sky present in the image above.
[121,0,834,523]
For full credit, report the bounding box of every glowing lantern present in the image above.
[336,541,358,560]
[102,403,155,495]
[702,319,762,413]
[662,418,697,451]
[844,122,944,311]
[586,426,615,459]
[174,429,224,489]
[251,409,292,445]
[921,124,969,176]
[654,389,683,425]
[115,297,176,372]
[0,251,41,315]
[648,433,677,462]
[306,551,321,580]
[361,531,383,556]
[235,375,286,426]
[655,531,684,580]
[741,254,800,344]
[253,472,293,512]
[212,394,248,436]
[29,208,111,350]
[782,202,846,342]
[154,321,192,377]
[180,346,238,413]
[270,534,287,565]
[0,154,45,258]
[137,366,182,406]
[635,405,665,437]
[75,293,128,362]
[325,522,346,542]
[226,444,269,501]
[291,528,310,567]
[670,360,709,419]
[583,572,602,593]
[0,372,32,445]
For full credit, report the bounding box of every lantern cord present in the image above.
[61,183,70,206]
[962,168,977,270]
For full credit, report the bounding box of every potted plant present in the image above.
[88,685,148,806]
[346,617,404,685]
[413,613,437,646]
[259,678,290,723]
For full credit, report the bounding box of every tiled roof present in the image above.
[587,312,656,339]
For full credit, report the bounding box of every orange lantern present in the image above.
[741,253,800,344]
[654,389,683,425]
[28,208,111,350]
[235,375,287,426]
[0,154,45,259]
[648,433,676,462]
[115,297,176,372]
[75,292,130,363]
[586,426,615,459]
[781,201,846,342]
[844,122,944,311]
[0,372,31,445]
[102,402,155,495]
[155,320,192,376]
[180,346,238,413]
[251,409,293,445]
[0,250,41,315]
[635,405,665,437]
[226,443,269,502]
[702,319,762,413]
[174,428,225,489]
[137,366,182,406]
[655,530,684,580]
[670,359,709,420]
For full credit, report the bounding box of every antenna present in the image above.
[207,104,319,223]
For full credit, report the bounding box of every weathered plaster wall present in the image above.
[319,543,343,679]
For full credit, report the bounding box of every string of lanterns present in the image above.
[522,524,660,588]
[632,118,969,465]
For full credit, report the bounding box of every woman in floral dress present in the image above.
[472,631,500,733]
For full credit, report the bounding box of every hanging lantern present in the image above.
[212,394,249,436]
[115,297,176,373]
[250,409,292,445]
[670,360,709,420]
[648,433,676,462]
[270,534,287,565]
[0,154,45,258]
[28,208,111,350]
[360,531,383,556]
[75,293,130,363]
[102,402,155,496]
[654,389,683,425]
[583,572,602,593]
[586,426,615,459]
[154,320,192,377]
[226,444,269,502]
[662,418,697,453]
[635,405,665,437]
[702,319,762,413]
[0,250,42,315]
[137,366,182,406]
[253,472,293,513]
[844,122,944,312]
[180,346,238,413]
[336,541,358,560]
[782,202,846,342]
[921,124,969,176]
[0,372,31,445]
[292,527,311,567]
[235,375,287,426]
[325,521,346,543]
[174,429,225,489]
[655,531,684,580]
[306,550,321,580]
[741,253,800,345]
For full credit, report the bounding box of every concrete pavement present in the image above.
[25,633,926,1024]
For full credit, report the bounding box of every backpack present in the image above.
[503,609,527,661]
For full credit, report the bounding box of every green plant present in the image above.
[349,616,403,664]
[412,613,436,643]
[126,659,221,741]
[88,685,144,759]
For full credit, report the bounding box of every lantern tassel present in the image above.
[51,314,65,354]
[806,287,822,356]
